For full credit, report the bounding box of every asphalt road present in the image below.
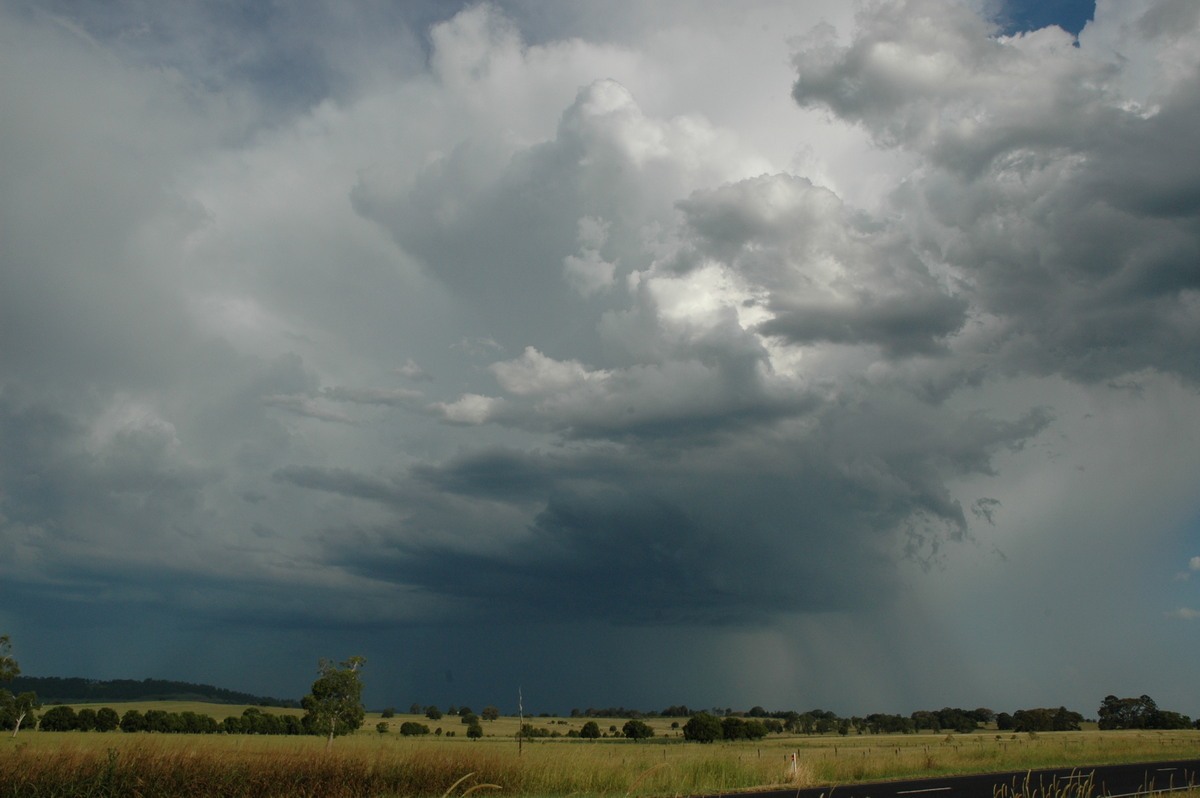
[703,759,1200,798]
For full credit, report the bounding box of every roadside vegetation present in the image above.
[3,716,1200,798]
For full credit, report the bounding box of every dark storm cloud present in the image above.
[302,392,1053,627]
[5,0,1200,717]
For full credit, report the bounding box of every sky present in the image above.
[2,0,1200,720]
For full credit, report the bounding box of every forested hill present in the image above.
[8,676,299,708]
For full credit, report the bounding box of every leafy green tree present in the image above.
[120,709,144,732]
[302,656,367,748]
[1,691,39,737]
[41,705,78,731]
[425,705,443,720]
[76,707,98,731]
[466,722,483,739]
[579,720,601,739]
[95,707,120,732]
[481,706,500,721]
[399,721,430,735]
[460,712,479,726]
[0,636,36,738]
[1098,694,1188,730]
[377,722,390,734]
[622,719,654,740]
[683,713,722,743]
[0,636,18,683]
[381,707,395,718]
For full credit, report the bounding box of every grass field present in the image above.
[3,703,1200,797]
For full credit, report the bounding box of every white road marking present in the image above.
[896,788,952,794]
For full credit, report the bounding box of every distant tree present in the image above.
[0,636,36,738]
[381,707,395,719]
[120,709,145,732]
[95,707,120,732]
[41,705,78,732]
[683,713,722,743]
[1052,707,1084,731]
[0,636,18,683]
[400,721,431,736]
[481,706,500,721]
[580,720,601,739]
[425,706,443,720]
[1,691,39,737]
[972,708,996,724]
[1099,695,1188,730]
[409,703,422,714]
[458,706,473,716]
[995,712,1014,731]
[76,708,98,731]
[377,722,390,734]
[302,656,366,748]
[461,712,479,726]
[622,719,654,740]
[747,706,768,717]
[466,722,483,739]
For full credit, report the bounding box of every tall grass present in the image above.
[4,729,1199,798]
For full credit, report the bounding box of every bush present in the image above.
[40,705,77,731]
[399,721,431,736]
[683,713,722,743]
[622,719,654,740]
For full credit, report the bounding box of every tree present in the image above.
[76,708,98,731]
[622,719,654,740]
[120,709,144,732]
[683,713,722,743]
[381,707,395,718]
[302,656,366,748]
[425,705,443,720]
[1,691,39,737]
[0,635,36,738]
[466,722,483,739]
[1098,694,1188,730]
[481,706,500,721]
[460,712,479,726]
[95,707,120,732]
[40,705,78,731]
[0,636,18,683]
[579,720,601,739]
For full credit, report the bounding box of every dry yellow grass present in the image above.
[6,708,1199,798]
